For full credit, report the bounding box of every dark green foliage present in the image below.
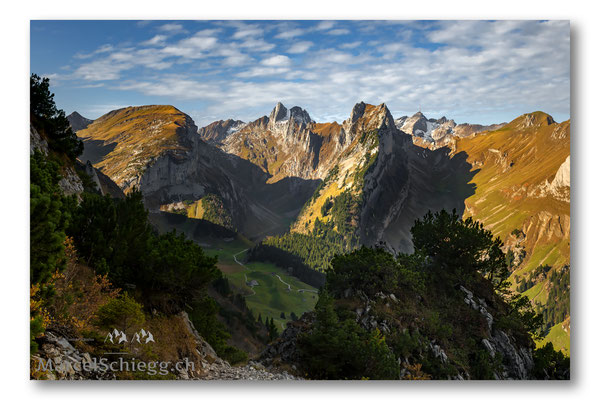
[329,190,357,238]
[320,197,333,216]
[68,190,220,312]
[532,343,570,380]
[516,265,552,293]
[290,312,298,321]
[468,349,502,380]
[30,316,45,353]
[262,229,357,272]
[95,293,145,332]
[262,191,359,273]
[266,317,278,341]
[295,209,552,379]
[260,185,360,272]
[199,193,234,230]
[327,247,399,297]
[297,291,399,380]
[30,74,83,160]
[327,247,426,298]
[280,312,286,319]
[212,276,232,297]
[188,296,248,365]
[538,265,570,333]
[30,151,75,284]
[411,209,510,290]
[497,293,544,341]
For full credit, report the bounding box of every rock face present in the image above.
[261,313,315,367]
[551,155,570,190]
[67,111,94,132]
[221,102,332,182]
[277,102,476,252]
[198,119,246,144]
[77,105,198,192]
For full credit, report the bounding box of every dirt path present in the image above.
[234,249,256,296]
[274,274,291,290]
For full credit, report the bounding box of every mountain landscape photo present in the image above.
[30,20,570,380]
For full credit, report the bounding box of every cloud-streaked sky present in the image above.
[30,20,570,127]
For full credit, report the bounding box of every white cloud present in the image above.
[232,24,263,39]
[161,31,219,58]
[315,21,335,31]
[236,66,290,78]
[261,55,291,67]
[239,38,275,52]
[340,41,361,49]
[275,28,305,39]
[142,35,168,46]
[74,44,114,59]
[159,23,185,33]
[287,41,313,54]
[327,28,350,36]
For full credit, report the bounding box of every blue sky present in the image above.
[30,20,570,127]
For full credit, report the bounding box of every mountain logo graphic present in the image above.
[104,328,155,344]
[104,329,127,344]
[132,328,155,344]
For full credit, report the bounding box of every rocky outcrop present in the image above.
[198,119,246,144]
[179,311,299,380]
[31,124,84,197]
[459,286,534,380]
[58,165,84,196]
[30,125,48,155]
[550,155,570,191]
[260,313,314,367]
[31,331,116,380]
[85,160,103,194]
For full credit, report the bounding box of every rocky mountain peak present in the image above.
[268,102,313,126]
[269,102,289,122]
[350,101,367,122]
[67,111,93,132]
[198,119,246,144]
[509,111,556,130]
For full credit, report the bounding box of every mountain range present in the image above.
[70,101,570,353]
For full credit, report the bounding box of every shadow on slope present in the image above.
[379,143,478,253]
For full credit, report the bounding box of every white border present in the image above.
[2,0,598,398]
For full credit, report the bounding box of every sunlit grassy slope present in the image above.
[538,318,570,356]
[454,112,570,353]
[77,105,193,189]
[455,112,570,275]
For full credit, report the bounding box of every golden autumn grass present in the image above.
[77,105,192,189]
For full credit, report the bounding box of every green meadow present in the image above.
[203,238,318,331]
